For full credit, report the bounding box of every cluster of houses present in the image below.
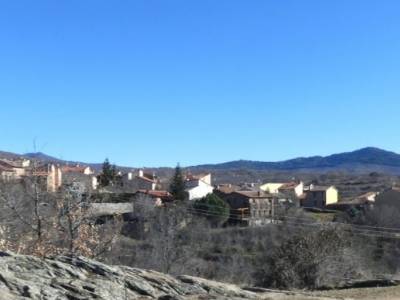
[0,158,62,192]
[117,171,343,226]
[0,158,96,192]
[213,181,339,226]
[0,158,339,219]
[2,157,395,227]
[120,171,389,227]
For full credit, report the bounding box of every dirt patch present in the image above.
[313,285,400,300]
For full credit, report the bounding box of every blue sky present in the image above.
[1,0,400,167]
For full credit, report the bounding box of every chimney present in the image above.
[138,169,144,177]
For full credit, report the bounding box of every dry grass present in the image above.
[306,212,337,223]
[312,285,400,300]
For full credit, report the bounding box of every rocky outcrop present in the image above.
[0,251,340,300]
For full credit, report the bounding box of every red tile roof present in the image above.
[61,166,89,173]
[0,164,13,172]
[136,175,156,183]
[0,160,16,170]
[278,182,299,190]
[137,190,172,199]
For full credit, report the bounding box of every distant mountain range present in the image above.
[0,151,107,171]
[192,147,400,174]
[2,147,400,174]
[23,152,65,162]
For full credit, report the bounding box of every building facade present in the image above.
[219,190,276,226]
[302,185,338,208]
[185,173,214,200]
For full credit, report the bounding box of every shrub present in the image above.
[255,227,347,289]
[193,194,230,226]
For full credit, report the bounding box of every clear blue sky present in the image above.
[1,1,400,167]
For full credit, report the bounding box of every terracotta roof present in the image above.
[278,182,300,190]
[0,164,13,172]
[136,175,156,183]
[31,164,57,176]
[61,166,88,173]
[0,160,17,169]
[136,190,172,199]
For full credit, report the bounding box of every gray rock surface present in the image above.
[0,251,341,300]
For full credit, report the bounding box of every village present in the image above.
[0,156,394,229]
[3,1,400,298]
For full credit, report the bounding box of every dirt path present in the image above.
[311,285,400,300]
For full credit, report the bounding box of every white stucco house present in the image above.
[185,173,214,201]
[260,181,304,198]
[259,182,284,194]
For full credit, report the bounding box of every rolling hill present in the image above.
[2,147,400,174]
[192,147,400,173]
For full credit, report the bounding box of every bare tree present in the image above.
[0,172,122,259]
[0,173,57,256]
[55,183,123,258]
[126,201,211,275]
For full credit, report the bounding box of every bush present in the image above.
[255,227,348,289]
[193,194,230,226]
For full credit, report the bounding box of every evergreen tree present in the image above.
[193,193,230,226]
[97,158,118,187]
[169,164,187,201]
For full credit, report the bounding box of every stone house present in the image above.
[218,190,276,226]
[0,159,26,181]
[122,169,159,192]
[301,185,338,209]
[62,172,99,192]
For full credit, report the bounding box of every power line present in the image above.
[129,198,400,240]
